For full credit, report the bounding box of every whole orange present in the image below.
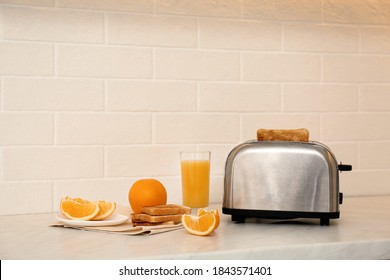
[128,179,167,213]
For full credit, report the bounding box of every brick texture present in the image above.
[1,1,389,214]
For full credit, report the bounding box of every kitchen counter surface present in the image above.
[1,195,389,260]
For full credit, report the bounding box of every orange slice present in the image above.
[197,208,220,230]
[63,196,90,204]
[182,212,217,236]
[60,198,100,221]
[92,201,116,221]
[73,197,90,204]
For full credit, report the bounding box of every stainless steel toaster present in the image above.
[223,140,352,225]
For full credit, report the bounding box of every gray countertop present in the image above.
[1,196,389,259]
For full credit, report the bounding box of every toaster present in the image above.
[223,140,352,225]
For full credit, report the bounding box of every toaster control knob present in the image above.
[339,192,343,205]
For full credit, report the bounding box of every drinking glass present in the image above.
[180,151,211,208]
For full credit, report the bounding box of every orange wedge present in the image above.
[73,197,90,204]
[92,201,116,221]
[60,196,116,220]
[182,212,217,236]
[197,208,220,230]
[63,196,90,204]
[60,198,100,221]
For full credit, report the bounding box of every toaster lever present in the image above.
[338,163,352,172]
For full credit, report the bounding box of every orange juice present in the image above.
[181,160,210,208]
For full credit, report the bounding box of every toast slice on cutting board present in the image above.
[130,204,191,226]
[131,213,183,223]
[141,204,191,216]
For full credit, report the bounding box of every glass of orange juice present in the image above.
[180,151,211,208]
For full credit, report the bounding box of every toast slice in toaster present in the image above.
[257,128,309,142]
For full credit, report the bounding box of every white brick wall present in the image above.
[0,42,54,75]
[3,6,104,43]
[57,45,152,78]
[1,0,390,215]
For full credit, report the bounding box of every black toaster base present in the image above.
[222,207,340,226]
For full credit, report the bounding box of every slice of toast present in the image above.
[141,204,191,216]
[131,213,183,223]
[257,128,309,142]
[131,220,175,227]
